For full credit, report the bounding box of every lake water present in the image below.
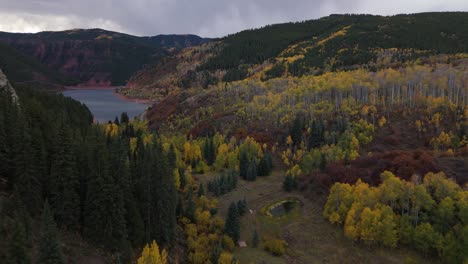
[62,88,150,123]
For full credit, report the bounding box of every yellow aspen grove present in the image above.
[137,240,167,264]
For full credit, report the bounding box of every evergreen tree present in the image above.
[210,243,222,264]
[153,142,177,247]
[230,170,238,189]
[224,202,240,242]
[49,124,80,229]
[120,112,129,124]
[308,119,325,150]
[84,132,127,251]
[198,183,205,197]
[258,153,273,176]
[252,230,259,248]
[38,201,64,264]
[239,150,249,179]
[14,120,41,215]
[283,175,298,192]
[237,199,248,216]
[319,153,327,172]
[290,115,303,146]
[176,195,184,217]
[203,137,215,166]
[186,187,196,222]
[246,160,257,181]
[179,168,186,190]
[7,217,30,264]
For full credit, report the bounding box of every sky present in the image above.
[0,0,467,38]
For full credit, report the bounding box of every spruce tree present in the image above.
[49,124,80,229]
[111,138,144,247]
[14,120,41,215]
[210,243,222,264]
[153,142,177,247]
[224,202,240,242]
[239,150,249,179]
[84,132,127,251]
[237,199,248,216]
[203,137,215,166]
[308,119,325,150]
[198,183,205,197]
[176,195,185,217]
[120,112,129,124]
[186,187,196,222]
[38,201,64,264]
[258,153,273,177]
[246,160,257,181]
[290,115,303,146]
[7,217,30,264]
[252,230,259,248]
[283,175,298,192]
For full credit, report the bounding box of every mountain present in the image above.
[125,12,468,98]
[0,28,210,87]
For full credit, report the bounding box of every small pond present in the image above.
[266,198,302,217]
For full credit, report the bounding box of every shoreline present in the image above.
[64,86,121,91]
[64,86,156,105]
[113,91,155,105]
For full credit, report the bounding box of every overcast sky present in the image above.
[0,0,467,38]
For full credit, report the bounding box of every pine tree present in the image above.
[230,170,238,189]
[210,243,222,264]
[319,153,327,172]
[153,142,177,247]
[14,120,41,215]
[224,202,240,242]
[258,153,273,176]
[84,132,127,251]
[7,216,31,264]
[110,137,144,247]
[49,124,80,229]
[290,115,303,146]
[237,199,248,216]
[239,150,249,179]
[252,229,259,248]
[246,160,257,181]
[176,195,185,217]
[186,187,196,222]
[38,201,64,264]
[203,137,215,166]
[120,112,129,124]
[283,175,297,192]
[308,119,325,150]
[198,183,205,197]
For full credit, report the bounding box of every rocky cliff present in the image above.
[0,68,19,103]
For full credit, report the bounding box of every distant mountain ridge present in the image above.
[0,28,210,87]
[125,12,468,97]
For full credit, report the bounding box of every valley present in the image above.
[1,11,467,264]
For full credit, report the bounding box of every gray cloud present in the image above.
[0,0,467,37]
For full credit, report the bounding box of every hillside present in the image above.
[1,11,468,264]
[125,12,468,98]
[0,29,210,87]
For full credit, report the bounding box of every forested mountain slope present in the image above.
[125,12,468,98]
[0,29,210,87]
[2,11,468,264]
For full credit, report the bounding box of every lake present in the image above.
[62,88,150,123]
